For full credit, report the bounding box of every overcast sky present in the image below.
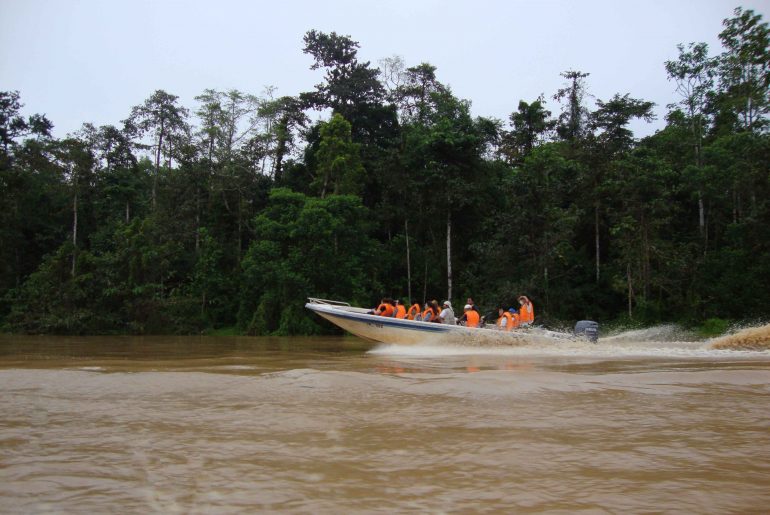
[2,0,768,139]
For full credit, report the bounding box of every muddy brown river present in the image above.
[1,333,769,513]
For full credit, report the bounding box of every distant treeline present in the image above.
[1,7,768,335]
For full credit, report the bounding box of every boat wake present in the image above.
[369,323,770,358]
[709,323,770,351]
[601,324,698,343]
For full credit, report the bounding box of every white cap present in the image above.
[464,304,472,310]
[443,300,451,307]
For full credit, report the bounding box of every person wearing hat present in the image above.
[439,300,456,325]
[461,304,481,328]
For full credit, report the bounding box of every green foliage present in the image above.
[313,113,365,197]
[699,318,731,337]
[6,242,119,333]
[1,10,769,335]
[238,189,375,335]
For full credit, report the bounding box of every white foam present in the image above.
[368,338,770,359]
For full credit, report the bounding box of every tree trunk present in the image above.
[15,247,20,288]
[594,203,600,282]
[694,117,705,241]
[422,258,428,306]
[71,189,78,277]
[698,190,705,236]
[237,191,243,257]
[320,173,328,199]
[153,124,164,210]
[274,117,288,182]
[125,200,130,224]
[627,263,633,319]
[405,219,412,303]
[446,212,452,301]
[642,212,650,300]
[195,192,200,254]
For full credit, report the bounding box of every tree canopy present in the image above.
[1,8,769,335]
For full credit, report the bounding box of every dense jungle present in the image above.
[1,7,768,335]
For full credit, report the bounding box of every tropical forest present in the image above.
[1,7,768,335]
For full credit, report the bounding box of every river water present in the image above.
[1,332,769,513]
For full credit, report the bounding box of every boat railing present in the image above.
[307,298,351,307]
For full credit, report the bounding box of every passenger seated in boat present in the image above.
[508,308,521,329]
[460,304,480,328]
[430,300,442,323]
[518,296,534,326]
[419,302,435,322]
[406,301,421,320]
[372,298,395,317]
[439,301,456,325]
[394,300,407,319]
[497,307,513,331]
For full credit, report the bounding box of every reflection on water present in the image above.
[1,334,769,513]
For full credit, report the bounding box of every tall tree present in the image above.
[0,90,52,160]
[665,42,715,238]
[313,113,365,198]
[499,96,556,165]
[554,70,591,142]
[251,94,307,180]
[51,138,96,277]
[716,7,770,132]
[125,90,189,208]
[588,93,656,282]
[395,63,447,123]
[300,30,386,135]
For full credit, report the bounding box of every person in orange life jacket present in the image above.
[508,308,521,329]
[406,301,421,320]
[497,307,513,331]
[518,296,534,326]
[419,302,435,322]
[372,298,395,317]
[430,300,442,323]
[462,304,481,328]
[394,299,407,319]
[458,298,478,325]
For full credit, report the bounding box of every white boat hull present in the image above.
[305,301,541,346]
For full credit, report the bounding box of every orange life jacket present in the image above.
[407,303,421,320]
[421,307,435,322]
[377,303,395,317]
[395,304,407,319]
[519,302,534,323]
[497,312,513,331]
[465,310,480,328]
[510,312,521,329]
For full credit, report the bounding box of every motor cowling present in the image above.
[574,320,599,343]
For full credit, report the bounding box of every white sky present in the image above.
[2,0,768,139]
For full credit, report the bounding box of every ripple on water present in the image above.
[0,336,769,513]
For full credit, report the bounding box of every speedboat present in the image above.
[304,298,565,346]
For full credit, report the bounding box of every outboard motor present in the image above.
[574,320,599,343]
